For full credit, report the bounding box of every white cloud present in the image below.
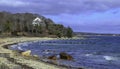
[0,0,30,7]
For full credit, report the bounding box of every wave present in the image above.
[18,46,23,50]
[85,54,93,56]
[17,42,28,46]
[11,45,18,48]
[103,56,118,61]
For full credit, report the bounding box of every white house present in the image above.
[32,17,45,26]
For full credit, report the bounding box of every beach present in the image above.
[0,37,67,69]
[1,36,119,69]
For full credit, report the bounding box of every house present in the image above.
[32,17,45,26]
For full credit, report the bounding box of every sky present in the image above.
[0,0,120,34]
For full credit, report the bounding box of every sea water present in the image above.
[10,36,120,69]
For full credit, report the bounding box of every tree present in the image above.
[56,31,62,38]
[0,12,74,37]
[3,20,12,32]
[37,25,43,34]
[66,26,73,38]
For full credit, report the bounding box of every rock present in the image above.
[21,50,31,57]
[48,55,57,60]
[59,52,73,60]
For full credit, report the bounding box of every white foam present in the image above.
[17,43,28,46]
[103,56,117,61]
[11,45,18,47]
[18,46,23,50]
[85,54,93,56]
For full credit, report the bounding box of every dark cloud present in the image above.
[0,0,120,15]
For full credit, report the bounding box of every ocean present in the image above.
[10,36,120,69]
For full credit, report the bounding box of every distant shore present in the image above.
[0,37,69,69]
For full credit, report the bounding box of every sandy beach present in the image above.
[0,37,67,69]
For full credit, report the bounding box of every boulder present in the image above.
[48,55,57,60]
[21,50,31,57]
[59,52,73,60]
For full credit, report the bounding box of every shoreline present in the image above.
[3,43,76,69]
[0,37,69,69]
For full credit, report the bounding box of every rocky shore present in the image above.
[0,37,68,69]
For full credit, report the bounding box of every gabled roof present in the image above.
[32,17,42,25]
[33,17,42,22]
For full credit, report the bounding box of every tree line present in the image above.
[0,12,73,38]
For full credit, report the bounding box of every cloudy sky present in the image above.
[0,0,120,34]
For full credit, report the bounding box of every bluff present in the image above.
[0,12,73,38]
